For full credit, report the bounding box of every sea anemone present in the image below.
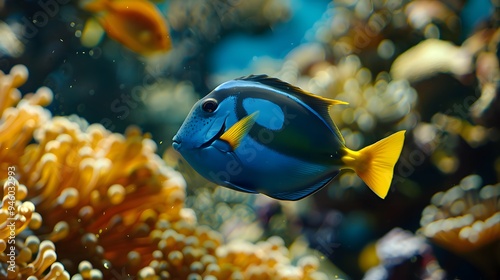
[0,63,188,278]
[1,179,69,279]
[0,64,68,279]
[0,64,329,279]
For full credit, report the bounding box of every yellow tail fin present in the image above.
[341,131,405,199]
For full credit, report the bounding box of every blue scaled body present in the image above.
[172,75,405,200]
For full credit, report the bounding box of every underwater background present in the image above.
[0,0,499,279]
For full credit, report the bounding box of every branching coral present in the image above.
[0,65,329,279]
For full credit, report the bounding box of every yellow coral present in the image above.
[419,175,500,279]
[1,179,34,240]
[419,175,500,254]
[1,179,68,279]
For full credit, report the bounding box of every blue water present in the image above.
[208,0,330,74]
[460,0,494,39]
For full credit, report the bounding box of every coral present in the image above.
[419,175,500,279]
[0,64,188,278]
[179,173,295,243]
[390,39,472,82]
[304,0,463,73]
[0,65,329,279]
[387,26,500,127]
[167,0,290,43]
[305,55,417,137]
[1,179,69,279]
[465,27,500,128]
[419,175,500,252]
[411,113,496,175]
[147,228,328,280]
[0,64,66,279]
[360,228,445,280]
[403,0,462,41]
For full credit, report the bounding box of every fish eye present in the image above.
[201,98,218,113]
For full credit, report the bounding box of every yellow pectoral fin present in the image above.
[220,111,259,150]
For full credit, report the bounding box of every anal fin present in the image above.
[266,171,339,201]
[223,181,258,194]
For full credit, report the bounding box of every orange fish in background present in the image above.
[80,0,171,55]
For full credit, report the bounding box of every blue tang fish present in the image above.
[172,75,405,200]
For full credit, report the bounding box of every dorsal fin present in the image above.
[236,74,348,143]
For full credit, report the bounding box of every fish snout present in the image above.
[172,135,182,151]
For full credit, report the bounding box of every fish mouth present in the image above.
[200,121,226,149]
[172,135,181,151]
[172,116,227,151]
